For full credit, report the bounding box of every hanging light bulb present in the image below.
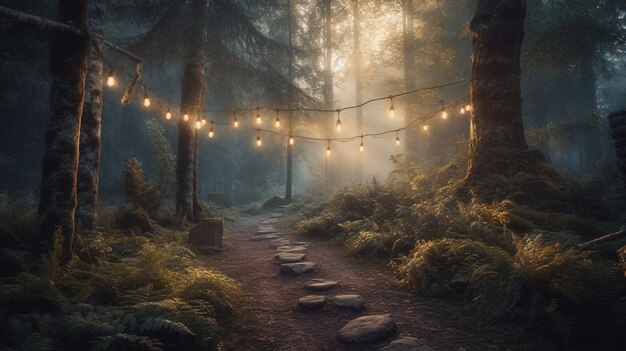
[289,136,295,146]
[256,129,262,146]
[359,136,364,153]
[275,110,281,128]
[422,124,430,132]
[395,132,401,146]
[326,140,332,157]
[466,103,472,111]
[143,91,151,108]
[208,123,215,138]
[233,113,239,128]
[388,96,395,119]
[195,120,202,130]
[183,113,189,122]
[106,70,115,87]
[201,118,207,127]
[460,106,466,115]
[441,108,448,120]
[165,107,172,120]
[256,108,262,125]
[336,110,342,132]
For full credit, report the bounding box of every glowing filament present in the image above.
[233,115,239,128]
[106,71,115,87]
[422,124,429,132]
[208,124,214,138]
[143,94,151,108]
[275,115,281,128]
[326,141,331,157]
[256,110,262,125]
[165,108,172,120]
[395,133,401,146]
[389,98,395,118]
[256,130,262,146]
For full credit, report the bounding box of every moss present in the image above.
[261,195,290,209]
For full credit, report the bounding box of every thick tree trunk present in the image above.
[579,58,601,172]
[285,0,295,201]
[467,0,528,177]
[176,0,207,221]
[192,130,202,222]
[401,0,418,161]
[322,0,333,108]
[35,0,89,261]
[77,0,106,232]
[353,0,363,179]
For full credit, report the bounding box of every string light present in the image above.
[336,109,342,132]
[195,119,202,130]
[106,70,116,87]
[275,109,281,128]
[359,135,364,152]
[289,136,295,146]
[388,96,395,119]
[256,108,262,125]
[165,107,172,120]
[395,131,401,146]
[256,129,262,146]
[233,112,239,128]
[208,123,215,138]
[143,89,151,108]
[183,113,189,122]
[326,140,331,157]
[440,101,448,120]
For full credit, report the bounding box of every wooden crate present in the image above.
[188,218,223,248]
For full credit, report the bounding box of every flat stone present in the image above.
[269,213,282,218]
[380,337,434,351]
[276,246,307,253]
[280,262,316,275]
[250,234,282,241]
[269,239,292,248]
[338,314,397,344]
[331,294,364,310]
[305,279,339,291]
[274,252,306,263]
[257,226,278,234]
[298,295,327,310]
[290,241,309,247]
[262,218,279,224]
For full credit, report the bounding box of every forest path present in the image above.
[201,212,509,351]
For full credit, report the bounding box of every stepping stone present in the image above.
[257,228,278,235]
[290,241,309,247]
[381,337,434,351]
[269,213,282,218]
[262,218,279,224]
[331,294,364,310]
[276,246,307,254]
[250,234,282,241]
[280,262,315,275]
[274,252,306,263]
[298,295,327,310]
[338,314,397,344]
[305,279,339,291]
[269,239,292,248]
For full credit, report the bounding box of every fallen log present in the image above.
[577,230,626,250]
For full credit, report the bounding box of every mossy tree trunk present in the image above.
[176,0,207,222]
[77,0,106,232]
[467,0,528,178]
[35,0,89,261]
[353,0,363,179]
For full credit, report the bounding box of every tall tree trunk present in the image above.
[353,0,363,179]
[285,0,295,201]
[467,0,528,178]
[77,0,106,233]
[192,130,202,221]
[35,0,89,261]
[176,0,207,221]
[322,0,333,108]
[402,0,418,161]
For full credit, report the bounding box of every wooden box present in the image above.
[188,218,223,248]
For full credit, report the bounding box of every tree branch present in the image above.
[0,5,84,36]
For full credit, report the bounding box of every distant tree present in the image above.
[35,0,90,262]
[467,0,528,177]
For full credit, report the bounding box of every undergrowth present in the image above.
[0,207,242,351]
[293,154,626,350]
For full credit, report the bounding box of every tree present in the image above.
[467,0,528,178]
[77,0,106,232]
[352,0,364,179]
[35,0,90,261]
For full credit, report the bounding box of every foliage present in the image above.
[123,158,161,216]
[0,193,36,249]
[0,205,242,351]
[145,120,175,202]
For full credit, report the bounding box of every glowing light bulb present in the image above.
[466,104,472,111]
[256,110,262,125]
[336,110,342,132]
[359,142,364,153]
[389,104,395,119]
[183,114,189,122]
[256,134,262,147]
[195,120,202,130]
[106,71,115,87]
[201,119,207,127]
[460,107,466,114]
[208,125,214,138]
[143,95,151,108]
[165,108,172,120]
[233,116,239,128]
[289,137,294,146]
[441,109,448,120]
[395,134,401,146]
[422,124,429,132]
[275,117,281,128]
[326,146,331,156]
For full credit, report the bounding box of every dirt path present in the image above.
[202,213,510,351]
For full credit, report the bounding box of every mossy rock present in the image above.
[262,196,290,210]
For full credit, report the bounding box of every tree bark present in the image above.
[322,0,334,108]
[35,0,89,261]
[77,0,106,232]
[285,0,295,201]
[176,0,207,221]
[401,0,418,161]
[579,57,601,172]
[467,0,528,178]
[353,0,364,179]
